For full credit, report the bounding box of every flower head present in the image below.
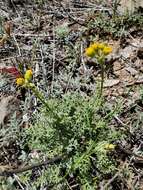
[85,46,95,58]
[15,69,33,86]
[24,69,33,81]
[97,43,105,50]
[85,42,112,59]
[102,46,112,55]
[90,43,99,51]
[16,77,25,86]
[105,143,115,151]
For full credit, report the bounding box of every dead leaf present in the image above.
[125,67,138,76]
[0,96,21,126]
[0,165,12,172]
[119,0,143,14]
[0,34,8,46]
[0,96,12,125]
[103,79,120,87]
[118,69,134,83]
[113,61,123,72]
[4,21,12,36]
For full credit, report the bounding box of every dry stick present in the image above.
[13,174,25,190]
[12,34,21,56]
[101,172,119,190]
[14,33,57,38]
[126,80,143,86]
[59,2,87,27]
[81,41,87,71]
[8,0,20,18]
[0,156,62,177]
[101,161,127,190]
[51,16,56,94]
[40,44,47,89]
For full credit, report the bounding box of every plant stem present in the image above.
[100,62,104,98]
[27,83,59,119]
[97,56,105,99]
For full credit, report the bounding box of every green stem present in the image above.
[27,83,59,119]
[97,56,105,98]
[100,63,104,98]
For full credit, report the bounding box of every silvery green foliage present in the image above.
[0,112,20,146]
[55,23,69,39]
[23,92,122,189]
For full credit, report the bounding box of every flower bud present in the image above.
[24,69,33,81]
[105,143,115,150]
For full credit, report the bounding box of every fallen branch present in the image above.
[126,80,143,86]
[0,156,62,177]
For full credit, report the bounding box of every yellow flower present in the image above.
[24,69,33,81]
[85,46,95,58]
[97,43,105,50]
[105,143,115,150]
[91,43,99,51]
[102,46,112,55]
[16,77,25,86]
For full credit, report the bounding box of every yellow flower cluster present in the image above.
[16,69,33,86]
[85,42,112,58]
[16,77,25,86]
[104,143,115,151]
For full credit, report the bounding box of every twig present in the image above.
[8,0,21,18]
[126,80,143,87]
[80,41,87,71]
[40,44,47,88]
[0,156,62,177]
[14,33,57,38]
[13,174,25,190]
[101,161,127,189]
[59,2,87,27]
[51,16,56,94]
[12,34,21,56]
[114,115,127,127]
[101,172,119,189]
